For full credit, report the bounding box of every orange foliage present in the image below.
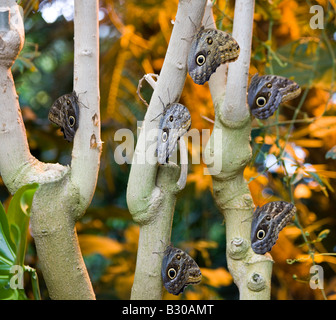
[79,234,124,257]
[276,0,301,41]
[187,164,213,194]
[200,267,233,287]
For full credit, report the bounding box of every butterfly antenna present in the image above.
[79,101,89,109]
[76,90,87,97]
[152,240,169,255]
[75,91,89,109]
[167,88,173,106]
[180,15,202,42]
[188,16,198,32]
[150,96,165,122]
[241,216,254,223]
[159,95,167,110]
[152,250,163,255]
[150,112,162,122]
[203,14,211,28]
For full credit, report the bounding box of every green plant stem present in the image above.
[24,266,41,300]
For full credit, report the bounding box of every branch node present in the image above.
[0,4,24,68]
[228,237,249,260]
[129,186,164,225]
[247,272,266,292]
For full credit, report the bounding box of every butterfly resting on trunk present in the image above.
[251,201,296,255]
[187,26,240,85]
[48,91,79,142]
[155,98,191,165]
[161,244,202,295]
[248,74,301,120]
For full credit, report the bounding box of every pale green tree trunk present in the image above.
[127,0,208,300]
[204,0,273,299]
[0,0,100,299]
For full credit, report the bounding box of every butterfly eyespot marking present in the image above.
[257,229,266,240]
[162,130,168,142]
[162,245,202,295]
[248,74,301,120]
[168,268,177,279]
[256,96,267,107]
[207,37,213,45]
[169,115,174,122]
[68,116,76,127]
[251,201,297,255]
[196,54,206,66]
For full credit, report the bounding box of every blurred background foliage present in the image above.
[0,0,335,300]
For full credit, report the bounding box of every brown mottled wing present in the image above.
[248,74,301,119]
[161,245,202,295]
[156,103,191,164]
[187,27,240,85]
[251,201,296,254]
[48,92,79,142]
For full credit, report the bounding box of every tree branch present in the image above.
[204,0,273,299]
[127,0,207,299]
[0,0,99,299]
[71,0,101,213]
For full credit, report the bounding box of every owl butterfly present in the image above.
[156,101,191,165]
[187,26,240,85]
[48,91,79,142]
[251,201,296,255]
[248,74,301,119]
[161,245,202,295]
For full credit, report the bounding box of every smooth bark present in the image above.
[0,0,100,299]
[127,0,207,299]
[204,0,273,299]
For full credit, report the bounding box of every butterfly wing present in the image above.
[161,245,202,295]
[156,103,191,164]
[187,28,240,85]
[251,201,296,254]
[248,74,301,119]
[48,92,79,142]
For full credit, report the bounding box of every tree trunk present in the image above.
[0,0,100,299]
[127,0,207,300]
[204,0,273,299]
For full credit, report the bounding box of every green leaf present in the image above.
[0,183,39,300]
[0,284,20,300]
[307,171,334,196]
[317,229,330,241]
[0,202,17,299]
[0,202,16,272]
[7,183,39,267]
[273,39,336,90]
[326,146,336,159]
